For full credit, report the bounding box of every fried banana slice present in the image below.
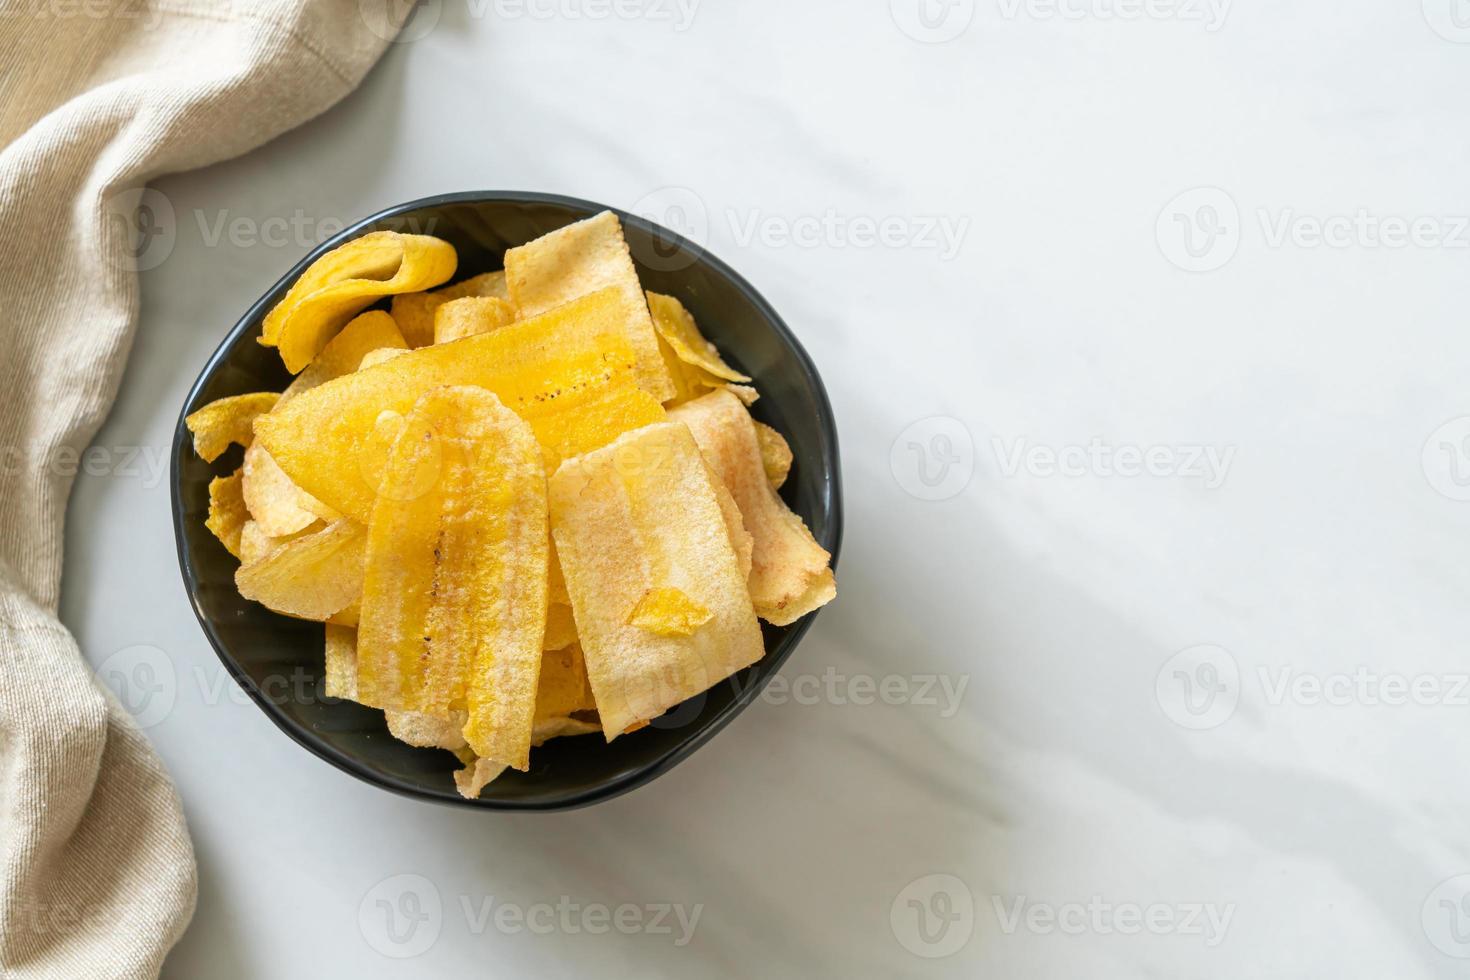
[505,211,674,402]
[261,232,456,372]
[280,310,407,405]
[355,386,548,771]
[391,270,509,348]
[256,288,666,523]
[646,292,750,383]
[238,517,323,566]
[387,710,469,750]
[205,469,248,558]
[324,623,359,701]
[235,518,367,621]
[434,296,516,344]
[241,443,322,537]
[669,390,834,626]
[549,422,764,737]
[185,392,278,462]
[753,421,793,488]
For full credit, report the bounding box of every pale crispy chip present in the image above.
[535,644,596,720]
[387,709,468,750]
[628,588,712,637]
[753,420,793,488]
[391,270,509,348]
[709,466,753,581]
[358,348,410,370]
[185,392,278,462]
[505,212,674,402]
[549,422,764,737]
[646,292,750,383]
[280,310,407,405]
[241,443,322,537]
[726,384,759,406]
[669,391,834,626]
[235,518,366,621]
[453,754,509,799]
[238,517,324,566]
[261,232,457,372]
[433,296,516,345]
[256,288,666,523]
[205,470,248,558]
[324,623,359,701]
[355,386,549,771]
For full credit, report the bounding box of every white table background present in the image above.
[61,0,1470,975]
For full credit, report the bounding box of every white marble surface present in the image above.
[60,1,1470,975]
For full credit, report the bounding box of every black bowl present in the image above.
[170,191,843,810]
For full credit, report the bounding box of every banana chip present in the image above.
[535,644,597,720]
[505,211,675,402]
[549,422,764,737]
[324,623,359,701]
[235,518,366,622]
[544,602,578,651]
[241,443,322,537]
[753,421,793,488]
[359,348,408,370]
[669,390,835,626]
[261,232,457,372]
[454,754,509,799]
[238,518,324,566]
[434,296,515,345]
[205,470,248,558]
[256,287,668,523]
[185,392,278,462]
[355,387,549,771]
[391,270,509,348]
[646,292,750,383]
[387,710,468,750]
[281,310,407,405]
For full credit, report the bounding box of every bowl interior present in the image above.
[172,192,842,810]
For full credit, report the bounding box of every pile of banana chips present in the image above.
[187,212,835,797]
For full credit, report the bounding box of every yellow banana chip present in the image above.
[261,232,457,372]
[185,392,278,462]
[453,754,509,799]
[505,211,675,402]
[205,470,248,558]
[669,390,835,626]
[753,420,793,488]
[241,443,322,537]
[256,287,667,523]
[358,348,409,370]
[324,623,359,701]
[387,710,468,750]
[280,310,407,405]
[391,270,509,348]
[434,296,515,345]
[355,386,549,771]
[238,517,324,566]
[646,291,751,383]
[549,422,765,737]
[235,518,366,621]
[535,644,597,720]
[544,602,578,652]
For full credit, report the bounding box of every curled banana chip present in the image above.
[753,421,793,488]
[256,287,666,523]
[235,518,366,622]
[647,291,750,384]
[391,270,508,347]
[549,422,764,737]
[261,231,457,373]
[185,392,278,462]
[355,386,549,771]
[434,296,515,345]
[241,444,322,538]
[669,390,835,626]
[205,470,248,558]
[506,211,675,402]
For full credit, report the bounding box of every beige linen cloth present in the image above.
[0,2,406,976]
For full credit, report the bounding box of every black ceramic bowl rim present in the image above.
[170,190,843,811]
